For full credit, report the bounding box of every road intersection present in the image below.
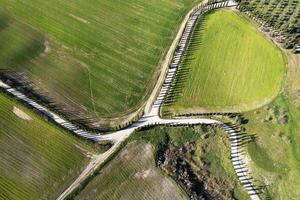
[0,1,260,199]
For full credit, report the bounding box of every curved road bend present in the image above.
[0,1,259,200]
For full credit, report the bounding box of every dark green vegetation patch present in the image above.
[236,0,300,49]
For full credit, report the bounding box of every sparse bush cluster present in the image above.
[263,105,289,124]
[272,131,292,143]
[155,126,242,200]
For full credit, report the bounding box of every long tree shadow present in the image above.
[163,15,210,112]
[223,121,268,197]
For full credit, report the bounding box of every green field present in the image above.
[76,126,249,199]
[0,93,98,200]
[75,141,188,200]
[0,0,200,121]
[164,9,285,115]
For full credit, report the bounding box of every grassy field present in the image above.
[0,93,98,200]
[286,53,300,108]
[0,10,44,69]
[242,95,300,199]
[238,43,300,199]
[164,9,285,115]
[75,141,188,200]
[0,0,200,121]
[76,126,249,199]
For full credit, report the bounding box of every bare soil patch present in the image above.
[13,106,32,121]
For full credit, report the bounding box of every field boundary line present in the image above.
[144,0,210,114]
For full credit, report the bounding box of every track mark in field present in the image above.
[87,69,98,117]
[69,14,90,24]
[83,64,99,117]
[73,59,98,117]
